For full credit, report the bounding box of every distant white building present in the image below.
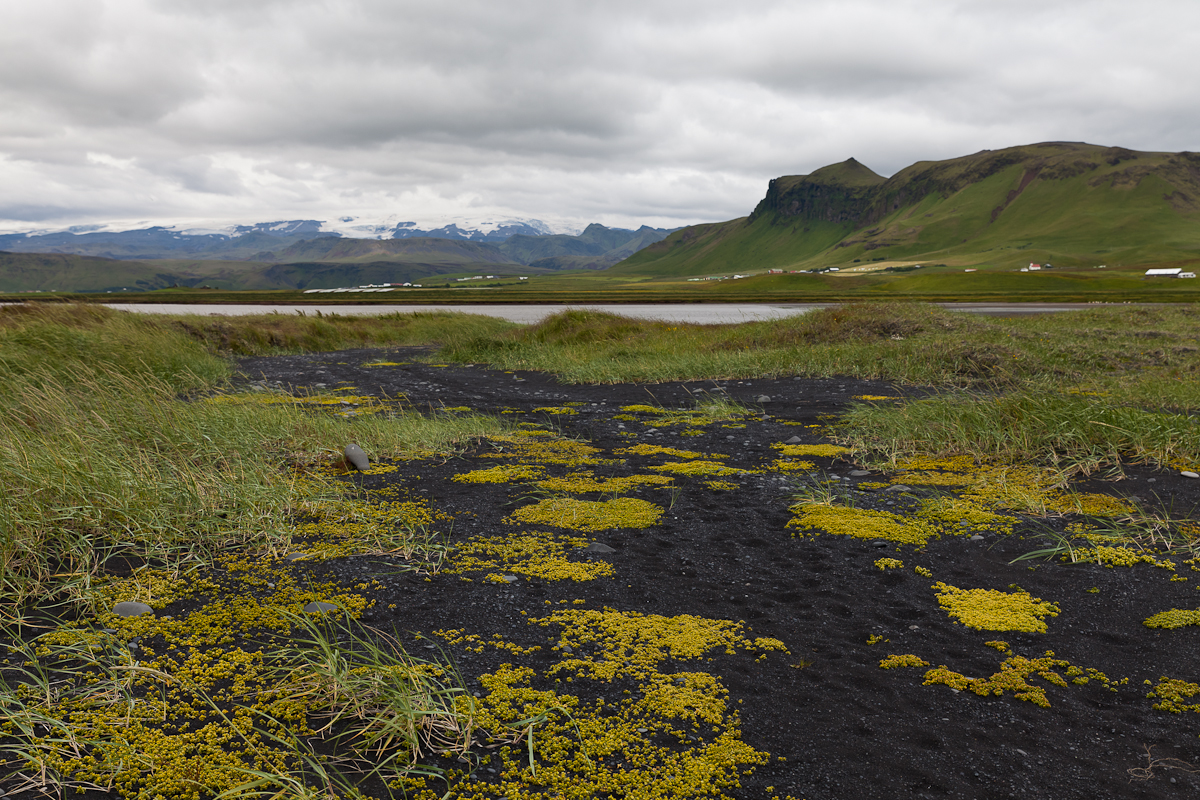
[1145,268,1183,277]
[1180,272,1196,279]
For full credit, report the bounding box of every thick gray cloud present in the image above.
[1,0,1197,233]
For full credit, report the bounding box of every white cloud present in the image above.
[1,0,1198,232]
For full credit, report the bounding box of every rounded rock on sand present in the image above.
[344,443,370,471]
[113,601,154,617]
[304,601,340,614]
[1182,470,1199,479]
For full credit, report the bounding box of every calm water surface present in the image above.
[95,302,1105,323]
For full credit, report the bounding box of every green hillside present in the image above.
[619,142,1200,276]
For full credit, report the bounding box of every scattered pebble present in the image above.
[884,484,915,493]
[970,534,985,541]
[500,574,520,583]
[849,470,870,477]
[1182,471,1199,479]
[581,542,617,554]
[786,435,804,444]
[285,553,309,561]
[757,395,772,403]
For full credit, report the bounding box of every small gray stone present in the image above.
[970,534,985,541]
[884,484,915,493]
[500,574,520,583]
[303,601,339,614]
[112,601,154,617]
[1182,471,1199,479]
[757,395,772,403]
[849,470,871,477]
[786,436,804,444]
[872,540,889,548]
[285,552,309,561]
[580,542,616,554]
[344,443,369,471]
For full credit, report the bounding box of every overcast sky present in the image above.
[1,0,1197,235]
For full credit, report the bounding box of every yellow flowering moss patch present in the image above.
[290,497,448,563]
[853,395,900,401]
[445,530,616,582]
[614,443,711,459]
[787,505,939,546]
[933,582,1060,633]
[1143,608,1200,629]
[772,443,851,457]
[916,495,1017,536]
[536,608,788,682]
[621,404,672,415]
[482,432,621,466]
[879,654,929,669]
[894,471,974,486]
[452,464,546,483]
[533,406,578,415]
[409,610,788,800]
[767,458,816,473]
[1076,545,1176,570]
[649,460,757,477]
[874,558,904,571]
[985,640,1013,654]
[922,652,1116,708]
[914,566,933,578]
[505,497,663,531]
[704,480,739,491]
[536,471,673,495]
[1147,677,1200,713]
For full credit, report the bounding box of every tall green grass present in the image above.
[436,303,1200,470]
[0,305,501,619]
[166,309,517,356]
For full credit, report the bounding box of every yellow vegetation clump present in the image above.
[452,464,545,483]
[1143,608,1200,629]
[874,558,904,571]
[933,582,1060,633]
[922,652,1115,707]
[649,460,757,477]
[879,654,929,669]
[772,443,851,458]
[505,497,663,531]
[532,406,578,415]
[767,459,816,473]
[1146,677,1200,713]
[787,505,939,546]
[445,530,616,582]
[536,471,672,495]
[536,608,788,682]
[482,432,621,466]
[614,443,711,459]
[1076,545,1176,570]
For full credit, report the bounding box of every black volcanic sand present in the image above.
[233,347,1200,800]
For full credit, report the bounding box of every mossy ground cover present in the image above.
[5,306,1200,799]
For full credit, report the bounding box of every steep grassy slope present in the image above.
[619,143,1200,276]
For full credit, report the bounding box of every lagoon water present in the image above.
[96,302,1100,323]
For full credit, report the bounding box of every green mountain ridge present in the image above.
[618,142,1200,275]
